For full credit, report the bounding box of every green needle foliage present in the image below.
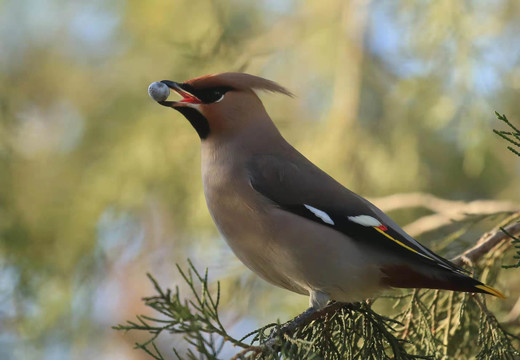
[114,260,247,360]
[115,256,519,359]
[494,112,520,158]
[501,228,520,269]
[494,112,520,270]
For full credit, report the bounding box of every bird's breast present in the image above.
[201,155,306,293]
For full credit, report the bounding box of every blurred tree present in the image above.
[1,0,520,359]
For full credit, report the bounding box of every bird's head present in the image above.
[149,72,293,140]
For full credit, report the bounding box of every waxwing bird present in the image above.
[147,73,505,317]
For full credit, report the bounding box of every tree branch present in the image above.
[451,221,520,266]
[369,193,519,237]
[370,192,519,215]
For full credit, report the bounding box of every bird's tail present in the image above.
[381,263,506,299]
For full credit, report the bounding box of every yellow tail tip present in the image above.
[475,284,506,299]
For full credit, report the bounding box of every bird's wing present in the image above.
[247,153,469,276]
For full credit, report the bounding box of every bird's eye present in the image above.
[213,91,224,103]
[194,86,233,103]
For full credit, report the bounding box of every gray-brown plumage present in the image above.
[150,72,505,312]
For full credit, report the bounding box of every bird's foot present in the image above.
[261,301,345,352]
[264,306,317,350]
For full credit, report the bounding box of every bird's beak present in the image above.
[158,80,202,108]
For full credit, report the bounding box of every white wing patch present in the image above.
[347,215,382,227]
[304,205,335,225]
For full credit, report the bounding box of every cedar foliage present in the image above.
[494,112,520,158]
[115,254,519,359]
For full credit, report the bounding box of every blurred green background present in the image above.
[1,0,520,358]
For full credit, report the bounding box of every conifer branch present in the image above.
[452,218,520,267]
[493,112,520,157]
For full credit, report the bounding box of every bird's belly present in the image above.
[207,194,383,302]
[266,208,383,302]
[207,199,309,295]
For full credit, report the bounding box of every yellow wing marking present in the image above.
[475,284,506,299]
[373,226,434,261]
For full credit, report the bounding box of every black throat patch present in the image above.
[174,107,210,140]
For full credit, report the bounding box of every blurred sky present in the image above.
[1,0,519,359]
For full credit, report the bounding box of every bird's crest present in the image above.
[185,72,294,97]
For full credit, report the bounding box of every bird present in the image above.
[148,72,504,323]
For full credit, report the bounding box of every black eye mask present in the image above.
[179,84,234,104]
